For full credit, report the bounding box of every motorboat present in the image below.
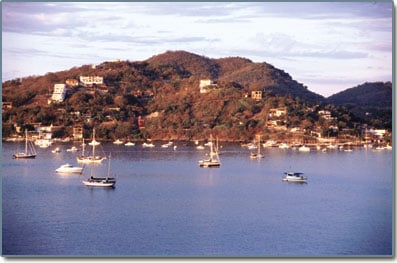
[298,145,310,152]
[282,172,307,182]
[35,138,52,148]
[113,139,124,145]
[125,142,135,146]
[161,141,173,148]
[66,146,78,152]
[52,147,61,153]
[278,143,290,149]
[142,142,155,148]
[56,164,84,174]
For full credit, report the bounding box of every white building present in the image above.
[199,79,214,93]
[269,108,287,118]
[80,76,104,86]
[318,110,333,120]
[50,84,66,103]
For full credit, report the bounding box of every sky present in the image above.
[2,1,393,97]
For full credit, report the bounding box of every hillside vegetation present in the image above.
[2,51,391,141]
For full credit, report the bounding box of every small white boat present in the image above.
[89,140,100,146]
[56,164,84,174]
[161,141,173,148]
[125,142,135,146]
[263,140,276,148]
[298,145,310,152]
[278,143,290,149]
[327,144,338,149]
[66,146,78,152]
[142,142,155,148]
[282,172,307,183]
[247,143,257,150]
[196,145,205,150]
[52,147,61,153]
[113,139,124,145]
[35,138,52,148]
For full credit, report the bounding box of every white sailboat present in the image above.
[82,153,116,187]
[77,129,106,164]
[199,135,221,168]
[13,130,37,159]
[250,135,263,159]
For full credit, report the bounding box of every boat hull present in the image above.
[282,177,307,183]
[199,160,221,168]
[282,172,307,183]
[77,156,106,164]
[56,167,83,174]
[13,153,36,159]
[82,177,116,187]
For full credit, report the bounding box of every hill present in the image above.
[327,82,392,107]
[2,51,391,141]
[146,50,325,104]
[327,82,392,129]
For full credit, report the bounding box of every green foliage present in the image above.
[2,51,391,140]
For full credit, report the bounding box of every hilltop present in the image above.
[2,51,391,142]
[326,81,392,129]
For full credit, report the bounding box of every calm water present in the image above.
[2,141,393,257]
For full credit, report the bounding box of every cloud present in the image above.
[2,1,392,97]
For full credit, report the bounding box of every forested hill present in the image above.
[326,81,392,129]
[146,51,325,104]
[327,81,392,108]
[2,50,391,141]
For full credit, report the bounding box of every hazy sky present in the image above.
[2,1,393,97]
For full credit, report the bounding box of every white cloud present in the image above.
[2,2,392,97]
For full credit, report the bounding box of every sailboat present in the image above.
[77,129,106,164]
[250,135,263,159]
[13,130,37,159]
[199,135,221,168]
[82,153,116,187]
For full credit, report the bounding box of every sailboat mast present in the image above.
[92,129,96,158]
[82,138,85,157]
[25,130,28,154]
[107,153,111,179]
[257,135,261,155]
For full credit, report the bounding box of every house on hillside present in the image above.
[318,110,333,120]
[66,79,79,87]
[79,76,104,86]
[199,79,217,93]
[49,84,66,104]
[251,91,263,100]
[269,107,287,118]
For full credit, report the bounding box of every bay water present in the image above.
[2,142,393,256]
